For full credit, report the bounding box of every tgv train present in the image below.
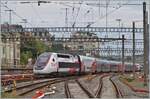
[33,52,141,75]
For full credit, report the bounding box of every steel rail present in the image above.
[4,78,59,92]
[75,79,95,98]
[64,81,73,98]
[95,74,111,98]
[95,76,103,98]
[1,68,32,70]
[17,79,64,96]
[109,75,123,98]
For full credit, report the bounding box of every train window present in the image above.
[57,54,70,58]
[52,58,55,62]
[35,54,51,66]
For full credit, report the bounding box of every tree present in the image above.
[20,39,70,65]
[20,39,50,65]
[33,40,48,56]
[20,51,32,65]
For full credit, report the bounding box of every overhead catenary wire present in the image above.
[87,0,131,27]
[30,3,44,26]
[0,0,149,1]
[1,0,149,27]
[1,2,33,26]
[72,0,83,27]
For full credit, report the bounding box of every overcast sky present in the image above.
[1,0,150,27]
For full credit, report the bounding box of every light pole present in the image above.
[116,19,121,61]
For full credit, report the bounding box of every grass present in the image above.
[1,92,18,98]
[120,74,149,90]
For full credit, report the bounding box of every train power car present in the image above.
[33,52,80,75]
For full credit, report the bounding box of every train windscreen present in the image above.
[35,53,51,67]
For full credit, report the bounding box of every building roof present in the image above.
[1,23,23,33]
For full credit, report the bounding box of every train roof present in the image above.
[79,55,96,60]
[39,52,74,56]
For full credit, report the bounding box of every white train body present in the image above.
[34,52,79,75]
[79,55,95,73]
[33,52,141,75]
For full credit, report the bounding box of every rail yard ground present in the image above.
[1,73,149,98]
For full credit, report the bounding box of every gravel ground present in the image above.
[20,82,65,98]
[43,82,66,98]
[68,80,89,98]
[101,76,116,98]
[10,74,149,98]
[112,76,149,98]
[2,78,54,92]
[122,74,149,90]
[78,74,101,94]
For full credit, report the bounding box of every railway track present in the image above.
[64,81,73,98]
[16,79,64,96]
[95,74,110,98]
[1,68,33,75]
[3,78,58,92]
[109,75,123,98]
[109,75,148,98]
[3,73,148,98]
[4,78,63,96]
[4,75,83,97]
[76,79,95,98]
[64,74,115,98]
[64,79,95,98]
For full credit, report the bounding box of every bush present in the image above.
[126,78,134,82]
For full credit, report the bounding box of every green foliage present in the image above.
[21,39,49,65]
[33,40,47,54]
[20,39,69,65]
[50,44,64,51]
[20,51,32,65]
[125,77,134,82]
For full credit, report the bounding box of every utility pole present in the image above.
[122,35,125,74]
[65,8,68,27]
[97,38,100,58]
[98,0,101,18]
[13,34,16,68]
[0,0,2,68]
[116,19,121,38]
[132,21,135,76]
[143,2,149,86]
[5,10,13,25]
[105,0,108,35]
[147,23,149,75]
